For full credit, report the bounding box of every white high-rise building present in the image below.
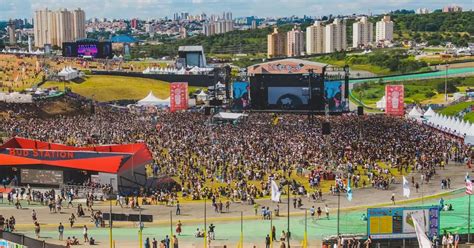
[325,18,346,53]
[73,8,86,40]
[416,8,430,14]
[286,26,305,57]
[34,8,86,48]
[375,15,393,42]
[306,21,325,55]
[352,16,373,48]
[202,19,233,36]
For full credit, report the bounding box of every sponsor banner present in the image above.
[367,206,440,239]
[385,85,404,116]
[1,148,128,161]
[170,82,188,112]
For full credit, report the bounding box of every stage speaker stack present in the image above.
[210,99,222,106]
[204,107,211,116]
[322,122,331,135]
[357,106,364,116]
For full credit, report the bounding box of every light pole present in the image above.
[204,197,207,248]
[445,61,449,102]
[287,170,291,248]
[170,211,173,248]
[337,188,340,238]
[109,178,115,248]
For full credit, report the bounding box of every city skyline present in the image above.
[0,0,472,20]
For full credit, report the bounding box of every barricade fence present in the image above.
[0,230,65,248]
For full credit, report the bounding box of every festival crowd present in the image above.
[0,100,469,203]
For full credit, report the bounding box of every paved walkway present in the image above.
[2,164,471,247]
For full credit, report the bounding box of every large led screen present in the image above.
[324,81,344,112]
[77,44,98,57]
[21,169,63,185]
[268,87,309,109]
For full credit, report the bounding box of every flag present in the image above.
[412,215,432,248]
[346,179,353,201]
[273,116,279,126]
[467,174,473,195]
[271,180,281,202]
[403,176,410,198]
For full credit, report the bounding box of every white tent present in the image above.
[1,92,33,103]
[376,96,386,109]
[137,91,170,106]
[423,107,435,118]
[213,112,248,120]
[407,107,423,120]
[196,91,208,102]
[58,67,79,80]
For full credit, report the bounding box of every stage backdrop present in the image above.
[170,82,188,112]
[232,81,250,110]
[385,85,404,116]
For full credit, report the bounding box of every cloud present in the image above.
[0,0,471,19]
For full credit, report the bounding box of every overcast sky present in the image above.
[0,0,472,20]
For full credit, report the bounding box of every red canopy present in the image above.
[0,137,153,174]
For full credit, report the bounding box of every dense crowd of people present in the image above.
[0,100,470,203]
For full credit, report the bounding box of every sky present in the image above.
[0,0,472,20]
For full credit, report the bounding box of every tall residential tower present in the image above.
[34,8,86,48]
[306,21,325,55]
[325,18,346,53]
[375,15,393,42]
[352,16,373,48]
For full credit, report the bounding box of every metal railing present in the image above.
[0,231,66,248]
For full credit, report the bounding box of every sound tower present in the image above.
[322,122,331,135]
[210,99,222,106]
[309,73,324,111]
[357,106,364,116]
[204,107,211,115]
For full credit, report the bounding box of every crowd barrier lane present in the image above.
[0,230,66,248]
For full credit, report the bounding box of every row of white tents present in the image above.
[0,92,33,103]
[407,106,474,144]
[142,66,213,75]
[58,67,80,81]
[426,111,474,138]
[1,49,44,55]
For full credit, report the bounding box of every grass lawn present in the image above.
[463,112,474,123]
[438,101,474,116]
[352,77,474,108]
[309,57,391,75]
[42,75,202,102]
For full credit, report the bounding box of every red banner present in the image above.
[385,85,404,116]
[170,82,188,112]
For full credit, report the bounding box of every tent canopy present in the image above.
[424,107,435,118]
[213,112,248,120]
[408,107,423,118]
[137,91,170,106]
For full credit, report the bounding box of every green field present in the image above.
[352,77,474,107]
[438,101,474,116]
[309,56,392,75]
[42,75,202,102]
[437,101,474,122]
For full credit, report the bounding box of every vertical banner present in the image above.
[170,82,188,112]
[385,85,404,116]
